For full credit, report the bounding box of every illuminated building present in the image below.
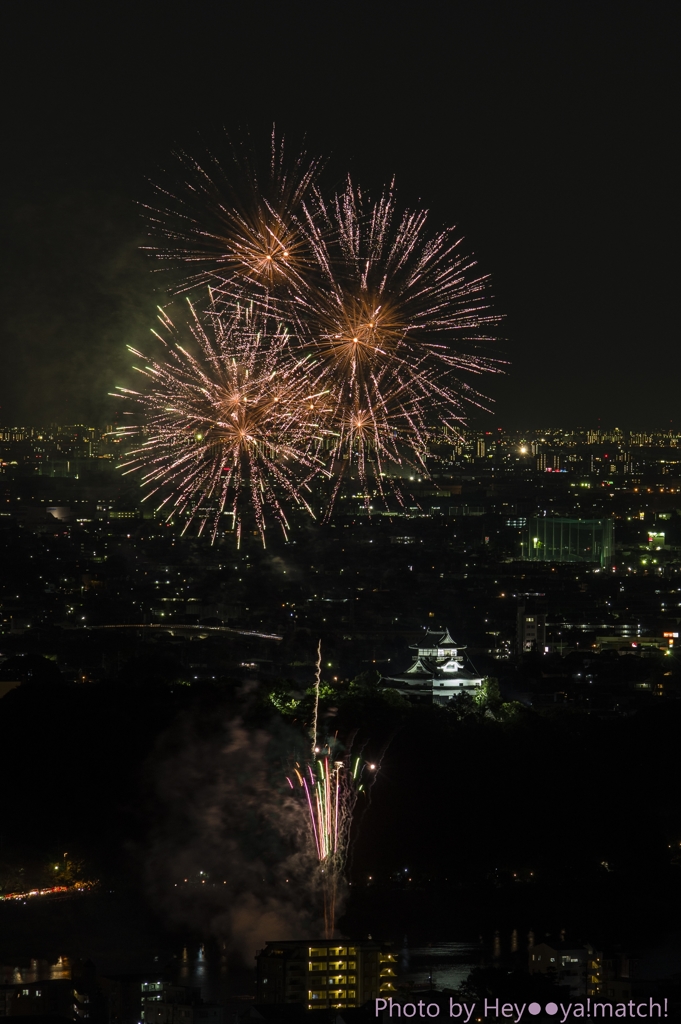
[382,628,483,704]
[529,942,632,1001]
[0,979,78,1019]
[103,974,223,1024]
[255,940,396,1009]
[530,942,603,996]
[141,985,223,1024]
[521,517,614,568]
[0,962,109,1024]
[517,606,547,654]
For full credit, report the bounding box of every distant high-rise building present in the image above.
[517,605,547,654]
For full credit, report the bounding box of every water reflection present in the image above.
[400,941,478,992]
[0,933,517,1000]
[176,944,208,989]
[174,944,233,1004]
[166,940,482,1002]
[0,956,72,984]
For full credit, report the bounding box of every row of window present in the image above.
[309,989,356,1000]
[309,960,356,971]
[309,946,358,957]
[308,1004,356,1011]
[300,975,356,986]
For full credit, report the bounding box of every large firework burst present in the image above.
[129,138,505,531]
[111,301,326,545]
[143,128,322,303]
[281,177,506,505]
[300,177,501,367]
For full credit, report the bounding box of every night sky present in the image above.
[0,2,676,428]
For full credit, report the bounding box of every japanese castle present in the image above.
[382,627,484,705]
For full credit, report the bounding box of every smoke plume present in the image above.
[144,709,325,961]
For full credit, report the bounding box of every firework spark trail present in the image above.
[143,128,323,304]
[302,178,502,359]
[279,175,506,508]
[311,639,321,755]
[131,136,505,532]
[111,300,328,546]
[288,751,364,938]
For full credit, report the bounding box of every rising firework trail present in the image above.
[111,300,328,545]
[286,641,372,937]
[311,639,322,756]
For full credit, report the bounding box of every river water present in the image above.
[172,939,482,1001]
[1,939,482,1000]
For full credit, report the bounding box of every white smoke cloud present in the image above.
[144,713,325,961]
